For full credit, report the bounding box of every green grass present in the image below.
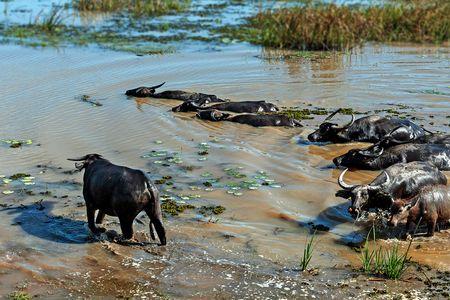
[72,0,191,16]
[300,231,316,271]
[225,1,449,50]
[9,292,31,300]
[33,6,65,32]
[359,225,414,280]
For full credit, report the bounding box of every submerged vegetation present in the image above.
[229,1,450,50]
[73,0,191,16]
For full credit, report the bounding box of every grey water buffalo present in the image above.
[307,109,425,143]
[125,82,227,103]
[196,109,302,127]
[68,154,166,245]
[172,100,279,113]
[333,143,450,170]
[388,185,450,237]
[336,162,447,217]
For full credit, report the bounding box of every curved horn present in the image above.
[360,146,384,157]
[338,168,357,190]
[150,82,165,90]
[324,108,342,121]
[342,114,355,129]
[382,171,391,186]
[67,155,89,161]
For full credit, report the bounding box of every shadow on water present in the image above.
[2,201,92,244]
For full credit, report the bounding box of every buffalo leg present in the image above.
[118,215,134,240]
[426,218,437,237]
[145,207,166,246]
[96,210,105,224]
[86,205,105,234]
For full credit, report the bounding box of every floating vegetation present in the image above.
[9,173,31,180]
[226,1,450,50]
[199,205,226,216]
[1,139,33,148]
[73,0,191,16]
[8,291,31,300]
[405,89,450,96]
[160,197,195,216]
[2,190,14,195]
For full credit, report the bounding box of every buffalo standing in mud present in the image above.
[307,109,425,143]
[389,185,450,237]
[196,109,302,127]
[172,100,279,113]
[333,143,450,170]
[125,82,227,103]
[68,154,166,245]
[336,162,447,217]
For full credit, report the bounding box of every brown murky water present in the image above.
[0,43,449,298]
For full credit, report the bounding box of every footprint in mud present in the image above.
[3,201,90,244]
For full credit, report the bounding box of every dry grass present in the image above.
[72,0,190,16]
[245,2,449,50]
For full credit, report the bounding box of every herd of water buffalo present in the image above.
[67,83,449,245]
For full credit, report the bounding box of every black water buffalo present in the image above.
[389,185,450,237]
[68,154,166,245]
[333,143,450,170]
[196,109,302,127]
[125,82,227,103]
[373,126,450,149]
[336,162,447,218]
[172,100,279,113]
[307,109,425,143]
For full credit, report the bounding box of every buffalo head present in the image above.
[337,168,391,217]
[308,109,355,142]
[333,145,384,167]
[67,154,104,171]
[125,82,165,97]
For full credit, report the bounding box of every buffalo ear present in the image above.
[335,189,352,199]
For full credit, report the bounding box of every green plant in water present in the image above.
[33,6,65,32]
[300,231,316,271]
[73,0,191,16]
[359,224,415,279]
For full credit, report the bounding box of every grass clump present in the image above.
[73,0,191,16]
[199,205,226,216]
[300,231,316,271]
[33,6,65,33]
[234,2,449,50]
[9,291,31,300]
[360,225,413,280]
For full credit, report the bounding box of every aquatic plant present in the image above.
[359,225,414,280]
[73,0,191,16]
[299,231,316,271]
[33,6,65,32]
[227,1,449,50]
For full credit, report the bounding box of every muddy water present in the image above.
[0,43,449,297]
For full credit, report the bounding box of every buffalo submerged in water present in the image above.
[68,154,166,245]
[172,100,279,113]
[196,109,302,127]
[307,109,426,143]
[125,82,227,103]
[333,143,450,170]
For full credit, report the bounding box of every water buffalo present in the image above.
[125,82,227,103]
[373,126,449,149]
[307,109,425,143]
[336,162,447,218]
[388,185,450,237]
[172,100,279,113]
[196,109,302,127]
[333,143,450,170]
[68,154,166,245]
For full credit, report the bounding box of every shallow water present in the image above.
[1,1,450,297]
